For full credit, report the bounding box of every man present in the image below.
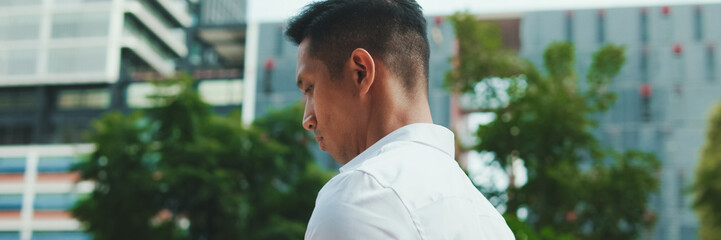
[285,0,515,239]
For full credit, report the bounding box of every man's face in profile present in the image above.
[295,39,362,162]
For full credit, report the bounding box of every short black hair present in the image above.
[285,0,430,93]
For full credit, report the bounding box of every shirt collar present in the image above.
[339,123,455,173]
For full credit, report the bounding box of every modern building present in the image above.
[0,0,246,239]
[0,0,191,145]
[521,4,721,240]
[0,144,94,240]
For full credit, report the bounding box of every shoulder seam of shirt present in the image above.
[353,169,427,240]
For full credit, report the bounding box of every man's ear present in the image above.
[348,48,375,96]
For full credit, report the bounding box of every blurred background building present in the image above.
[521,5,721,240]
[1,1,718,240]
[0,0,245,239]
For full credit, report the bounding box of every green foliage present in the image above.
[446,13,660,239]
[71,74,333,240]
[694,101,721,240]
[443,12,525,93]
[504,214,578,240]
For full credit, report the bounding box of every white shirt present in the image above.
[305,123,515,240]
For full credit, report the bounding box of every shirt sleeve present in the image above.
[304,171,420,240]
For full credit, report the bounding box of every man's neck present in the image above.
[363,95,433,154]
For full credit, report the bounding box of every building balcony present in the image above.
[124,0,187,57]
[121,30,176,76]
[154,0,193,27]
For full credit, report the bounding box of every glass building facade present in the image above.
[0,0,196,239]
[521,4,721,240]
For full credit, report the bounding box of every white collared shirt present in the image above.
[305,123,515,240]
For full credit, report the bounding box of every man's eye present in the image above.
[304,85,313,93]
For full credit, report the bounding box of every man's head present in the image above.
[286,0,431,163]
[286,0,429,92]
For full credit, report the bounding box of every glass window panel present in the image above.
[54,0,111,4]
[694,7,703,41]
[199,79,243,106]
[34,193,78,210]
[37,156,76,172]
[0,15,40,41]
[84,88,110,108]
[0,51,5,75]
[51,12,110,39]
[31,231,91,240]
[57,89,82,109]
[0,93,12,109]
[16,90,36,109]
[0,0,42,6]
[126,82,180,108]
[0,157,25,173]
[48,47,107,74]
[126,82,155,108]
[0,232,20,240]
[0,49,37,76]
[0,125,32,144]
[57,88,109,109]
[707,47,715,81]
[8,49,37,75]
[0,194,22,210]
[0,88,36,109]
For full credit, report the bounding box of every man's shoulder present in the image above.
[354,140,461,190]
[307,169,420,239]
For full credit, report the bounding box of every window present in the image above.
[37,156,77,173]
[0,49,37,76]
[694,6,703,41]
[0,125,33,145]
[48,47,107,74]
[565,11,573,42]
[0,157,25,173]
[34,194,79,210]
[0,88,36,110]
[0,232,20,240]
[0,0,41,6]
[275,25,285,56]
[57,88,110,109]
[0,15,40,41]
[199,79,243,106]
[54,0,111,4]
[0,194,22,210]
[707,45,715,81]
[126,82,180,108]
[54,120,90,143]
[640,8,648,43]
[640,48,648,82]
[51,12,110,39]
[597,10,605,44]
[30,231,91,240]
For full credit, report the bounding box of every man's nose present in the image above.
[302,100,317,131]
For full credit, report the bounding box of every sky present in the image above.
[249,0,721,22]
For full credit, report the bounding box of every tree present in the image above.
[72,74,333,239]
[445,13,660,240]
[694,101,721,240]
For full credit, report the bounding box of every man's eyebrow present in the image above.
[296,77,303,89]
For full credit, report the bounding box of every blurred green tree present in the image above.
[445,13,660,240]
[71,74,332,240]
[694,102,721,240]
